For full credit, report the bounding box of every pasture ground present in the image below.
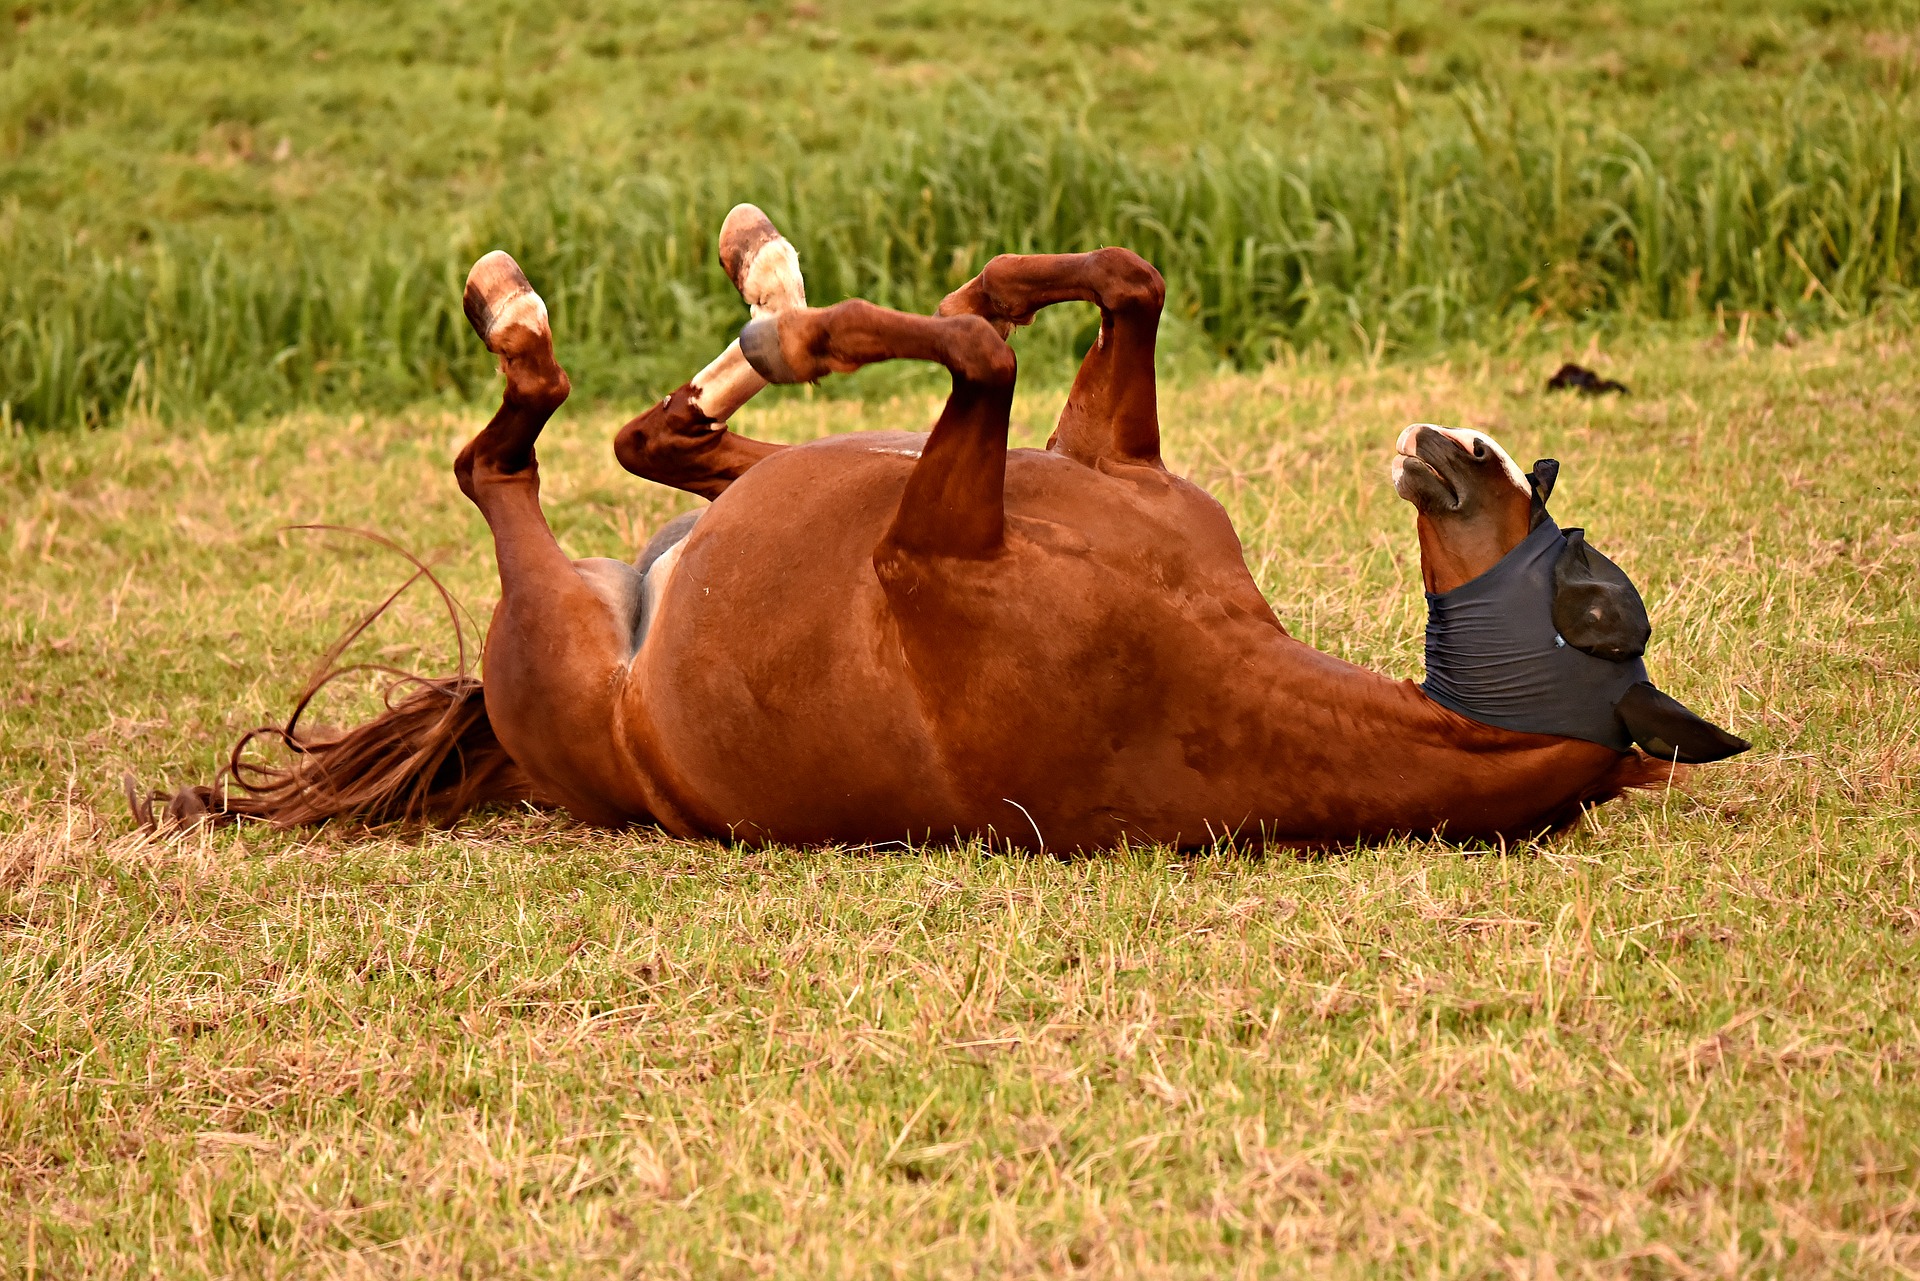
[3,329,1919,1276]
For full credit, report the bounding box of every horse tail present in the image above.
[130,529,541,832]
[131,674,540,830]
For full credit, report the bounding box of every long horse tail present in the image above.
[131,674,539,830]
[130,529,542,831]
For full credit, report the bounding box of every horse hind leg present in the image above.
[459,252,657,825]
[939,248,1165,470]
[613,203,806,500]
[153,254,652,832]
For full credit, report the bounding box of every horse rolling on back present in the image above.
[161,206,1733,850]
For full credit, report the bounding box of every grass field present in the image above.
[5,0,1920,426]
[6,0,1920,1274]
[4,321,1918,1275]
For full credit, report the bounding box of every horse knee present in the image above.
[1090,247,1165,314]
[503,363,570,413]
[940,314,1018,390]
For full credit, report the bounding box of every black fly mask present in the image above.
[1421,459,1749,765]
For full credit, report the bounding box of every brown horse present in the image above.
[159,206,1746,849]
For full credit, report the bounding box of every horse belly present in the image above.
[621,434,1289,849]
[627,460,960,844]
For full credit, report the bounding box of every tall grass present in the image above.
[4,87,1914,430]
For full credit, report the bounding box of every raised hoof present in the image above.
[738,316,803,384]
[717,203,806,315]
[463,250,551,355]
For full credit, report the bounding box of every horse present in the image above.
[150,205,1746,850]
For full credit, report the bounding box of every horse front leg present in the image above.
[739,299,1018,560]
[459,252,658,826]
[939,248,1166,469]
[612,204,805,500]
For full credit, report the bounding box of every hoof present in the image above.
[718,204,806,316]
[463,250,551,355]
[739,315,803,384]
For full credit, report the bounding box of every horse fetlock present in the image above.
[454,437,542,498]
[502,360,570,412]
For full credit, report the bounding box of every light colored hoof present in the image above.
[463,250,550,353]
[718,204,806,316]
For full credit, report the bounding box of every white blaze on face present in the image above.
[1391,423,1528,495]
[1389,423,1421,489]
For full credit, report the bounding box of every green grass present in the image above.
[3,326,1917,1275]
[5,0,1920,428]
[6,1,1919,1271]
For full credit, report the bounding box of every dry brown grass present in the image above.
[2,327,1917,1276]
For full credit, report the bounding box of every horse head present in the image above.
[1392,423,1749,767]
[1391,423,1536,593]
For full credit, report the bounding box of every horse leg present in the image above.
[739,299,1017,559]
[610,385,786,502]
[938,248,1165,469]
[612,204,805,500]
[457,251,652,825]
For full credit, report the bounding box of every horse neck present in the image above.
[1227,636,1647,841]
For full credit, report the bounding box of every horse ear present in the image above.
[1552,529,1650,661]
[1527,458,1558,529]
[1615,682,1751,764]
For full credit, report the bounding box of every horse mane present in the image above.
[129,529,541,832]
